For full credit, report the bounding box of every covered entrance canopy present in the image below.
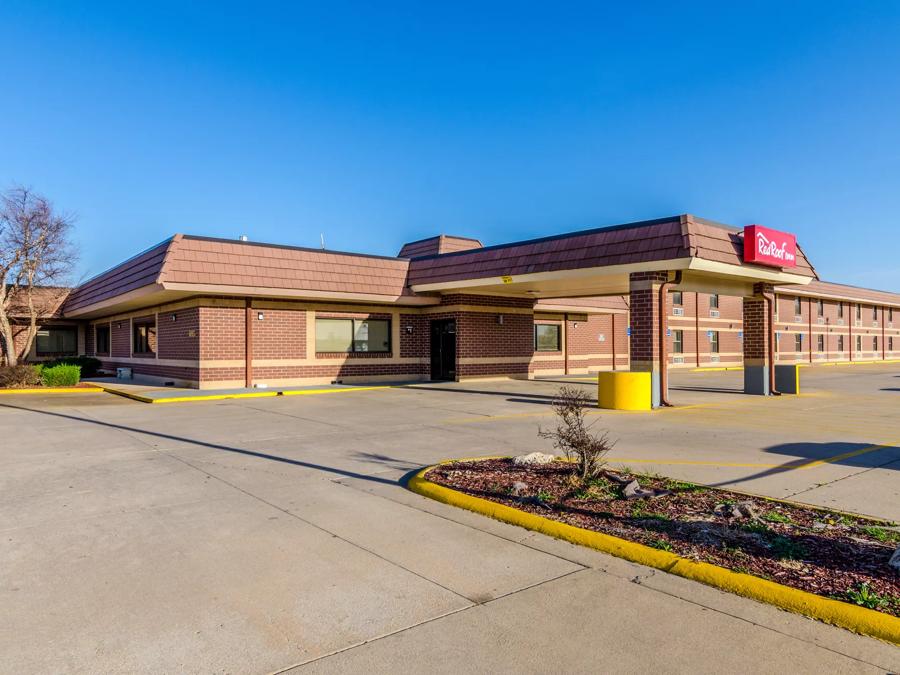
[407,215,816,299]
[410,214,818,407]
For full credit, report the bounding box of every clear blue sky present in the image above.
[2,1,899,290]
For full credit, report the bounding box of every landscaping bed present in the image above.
[426,458,900,617]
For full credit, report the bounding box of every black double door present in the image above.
[430,319,456,381]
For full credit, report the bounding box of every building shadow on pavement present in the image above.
[0,402,402,486]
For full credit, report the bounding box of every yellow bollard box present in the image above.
[597,371,652,410]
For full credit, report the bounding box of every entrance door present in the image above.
[430,319,456,380]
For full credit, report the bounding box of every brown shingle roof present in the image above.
[776,279,900,308]
[398,234,483,258]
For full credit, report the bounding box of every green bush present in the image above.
[44,356,102,378]
[41,364,81,387]
[0,365,43,388]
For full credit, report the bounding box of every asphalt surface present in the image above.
[1,364,898,673]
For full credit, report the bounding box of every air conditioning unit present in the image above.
[817,317,825,324]
[710,355,720,362]
[673,307,684,316]
[673,356,684,364]
[872,322,879,328]
[889,322,894,329]
[794,315,802,322]
[709,310,720,318]
[855,321,862,327]
[836,319,844,326]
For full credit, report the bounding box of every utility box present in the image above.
[116,367,133,380]
[774,365,801,394]
[597,371,652,410]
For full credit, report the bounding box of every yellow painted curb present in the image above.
[0,387,104,395]
[98,384,390,404]
[408,462,900,645]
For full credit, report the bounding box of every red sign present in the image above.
[743,225,797,268]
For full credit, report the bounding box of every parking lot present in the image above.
[2,365,898,672]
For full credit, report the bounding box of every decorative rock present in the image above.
[714,500,760,520]
[623,479,660,500]
[889,547,900,573]
[512,452,556,466]
[511,481,529,497]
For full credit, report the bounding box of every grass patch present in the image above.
[860,525,900,544]
[763,510,792,524]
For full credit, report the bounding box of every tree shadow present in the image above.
[0,402,401,486]
[706,441,900,489]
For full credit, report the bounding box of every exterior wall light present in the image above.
[405,325,413,334]
[257,312,265,321]
[497,314,504,325]
[171,313,177,322]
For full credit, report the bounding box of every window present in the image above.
[96,325,110,354]
[794,297,802,316]
[816,299,823,317]
[889,308,894,322]
[817,334,824,352]
[710,331,719,353]
[794,334,802,352]
[838,302,844,319]
[534,324,561,352]
[856,304,861,320]
[709,294,719,309]
[856,335,862,353]
[133,320,156,355]
[873,336,878,352]
[315,317,391,353]
[672,291,683,306]
[673,329,684,354]
[36,327,77,355]
[838,335,844,353]
[873,306,878,320]
[890,337,894,352]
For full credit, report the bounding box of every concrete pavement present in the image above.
[1,364,898,672]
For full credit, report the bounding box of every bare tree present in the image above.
[539,386,615,481]
[0,186,77,366]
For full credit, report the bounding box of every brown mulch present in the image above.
[426,459,900,617]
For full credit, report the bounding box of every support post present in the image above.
[245,298,253,388]
[743,282,776,395]
[628,271,669,408]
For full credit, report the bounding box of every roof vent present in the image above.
[239,234,249,242]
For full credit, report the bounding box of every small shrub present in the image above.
[763,511,792,524]
[44,356,101,378]
[0,365,42,388]
[649,539,673,551]
[41,364,81,387]
[845,583,888,610]
[768,535,806,561]
[538,386,616,481]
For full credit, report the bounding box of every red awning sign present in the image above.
[743,225,797,268]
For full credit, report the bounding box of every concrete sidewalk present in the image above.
[1,365,898,672]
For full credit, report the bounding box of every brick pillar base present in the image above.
[743,282,774,395]
[629,271,669,407]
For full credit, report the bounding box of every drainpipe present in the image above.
[245,298,253,388]
[659,270,683,407]
[848,308,853,363]
[563,313,569,375]
[762,290,781,396]
[881,306,886,361]
[695,292,700,368]
[808,298,813,364]
[611,313,616,371]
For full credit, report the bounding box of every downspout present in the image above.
[611,313,616,371]
[695,291,700,368]
[563,313,569,375]
[808,298,813,364]
[245,298,253,388]
[659,270,683,407]
[848,307,853,362]
[881,306,886,361]
[762,290,781,396]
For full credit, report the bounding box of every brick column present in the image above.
[629,271,669,407]
[743,282,774,395]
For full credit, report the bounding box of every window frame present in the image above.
[817,334,824,352]
[672,329,684,354]
[856,335,862,353]
[709,293,719,309]
[132,319,156,356]
[816,299,824,317]
[793,297,802,317]
[35,326,78,356]
[837,302,844,318]
[671,291,683,306]
[794,333,803,353]
[838,335,844,353]
[873,305,878,320]
[534,323,562,352]
[710,330,720,354]
[95,324,111,355]
[314,317,392,354]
